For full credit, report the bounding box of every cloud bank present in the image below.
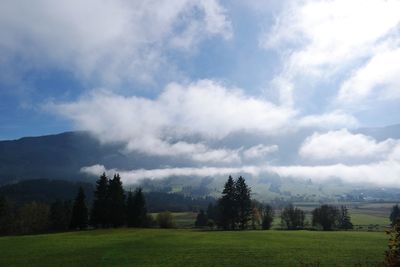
[52,80,294,163]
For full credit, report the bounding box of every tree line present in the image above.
[1,174,372,235]
[195,176,353,231]
[0,173,171,235]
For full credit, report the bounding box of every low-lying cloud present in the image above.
[82,159,400,187]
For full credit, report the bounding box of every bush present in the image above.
[156,211,175,228]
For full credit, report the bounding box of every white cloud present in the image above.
[262,0,400,108]
[298,110,359,129]
[0,0,231,85]
[299,129,400,161]
[268,161,400,187]
[338,46,400,104]
[243,144,278,160]
[51,79,295,162]
[81,164,262,184]
[82,160,400,187]
[80,164,106,175]
[264,0,400,74]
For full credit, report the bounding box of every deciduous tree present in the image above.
[312,205,339,231]
[281,204,305,230]
[261,204,274,230]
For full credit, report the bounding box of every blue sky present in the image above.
[1,0,400,186]
[2,0,399,140]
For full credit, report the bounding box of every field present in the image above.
[0,228,388,267]
[165,202,393,230]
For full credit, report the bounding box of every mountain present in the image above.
[0,124,399,195]
[0,131,187,185]
[0,179,94,205]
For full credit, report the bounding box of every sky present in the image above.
[1,0,400,186]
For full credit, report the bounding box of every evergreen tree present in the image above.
[235,176,252,230]
[49,200,72,232]
[261,204,274,230]
[382,218,400,266]
[126,191,135,227]
[0,196,14,234]
[70,187,88,230]
[206,203,219,227]
[90,173,110,228]
[0,196,5,217]
[218,176,237,230]
[126,188,147,227]
[195,210,208,228]
[338,205,353,230]
[108,174,125,227]
[390,204,400,226]
[206,203,216,221]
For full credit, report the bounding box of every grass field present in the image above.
[149,201,393,231]
[0,228,388,267]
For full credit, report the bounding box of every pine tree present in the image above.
[70,187,88,230]
[218,175,237,230]
[338,205,353,230]
[126,191,135,227]
[133,188,147,227]
[235,176,252,230]
[108,174,125,227]
[390,204,400,226]
[90,173,110,228]
[126,188,147,227]
[206,203,219,227]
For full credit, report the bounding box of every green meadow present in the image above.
[0,228,388,267]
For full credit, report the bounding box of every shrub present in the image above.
[156,211,175,228]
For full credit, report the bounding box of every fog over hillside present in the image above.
[1,124,400,198]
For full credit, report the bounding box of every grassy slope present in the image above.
[0,229,387,267]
